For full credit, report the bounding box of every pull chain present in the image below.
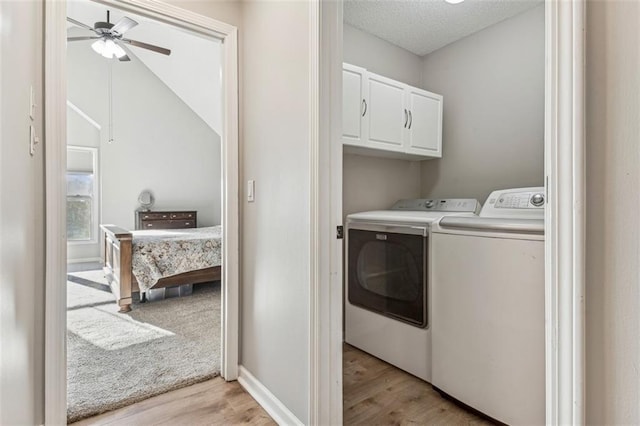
[108,59,114,144]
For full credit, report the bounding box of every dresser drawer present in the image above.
[136,210,198,230]
[139,212,171,221]
[141,219,195,229]
[169,212,196,220]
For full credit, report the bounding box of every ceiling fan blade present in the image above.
[67,17,94,31]
[118,54,131,62]
[111,17,138,35]
[121,38,171,56]
[67,36,100,42]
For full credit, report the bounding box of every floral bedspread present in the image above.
[131,226,222,292]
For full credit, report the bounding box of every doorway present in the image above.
[44,1,239,424]
[312,0,586,424]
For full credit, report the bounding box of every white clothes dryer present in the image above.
[430,187,546,425]
[345,198,480,382]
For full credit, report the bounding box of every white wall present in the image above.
[420,5,545,203]
[343,155,421,216]
[0,1,45,424]
[67,36,222,237]
[344,24,423,89]
[585,0,640,424]
[343,24,423,217]
[241,1,311,422]
[67,0,223,134]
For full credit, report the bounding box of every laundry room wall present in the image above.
[420,5,545,204]
[343,24,423,218]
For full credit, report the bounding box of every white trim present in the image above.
[308,1,320,424]
[316,1,586,425]
[44,1,240,423]
[310,2,343,425]
[238,366,304,426]
[44,1,68,424]
[544,0,586,424]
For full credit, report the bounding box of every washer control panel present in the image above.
[481,187,545,219]
[391,198,481,214]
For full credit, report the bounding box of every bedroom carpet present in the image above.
[66,270,221,423]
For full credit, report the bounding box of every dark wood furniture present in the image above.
[135,210,197,230]
[101,224,221,313]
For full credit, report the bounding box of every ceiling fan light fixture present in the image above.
[445,0,465,4]
[92,38,127,59]
[113,43,127,59]
[102,38,118,58]
[91,38,106,55]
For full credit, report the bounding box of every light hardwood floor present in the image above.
[73,345,494,426]
[71,377,275,426]
[344,344,495,425]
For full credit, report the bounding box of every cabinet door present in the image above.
[342,63,368,146]
[366,73,406,150]
[406,88,443,157]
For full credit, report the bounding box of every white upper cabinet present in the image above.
[366,73,406,150]
[342,63,443,160]
[342,63,368,146]
[405,88,443,157]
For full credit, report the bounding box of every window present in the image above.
[67,172,94,241]
[67,147,98,242]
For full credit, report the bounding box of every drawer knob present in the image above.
[185,222,190,225]
[147,224,153,227]
[163,215,168,218]
[143,215,149,219]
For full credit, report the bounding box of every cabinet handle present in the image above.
[362,99,367,117]
[409,110,413,129]
[404,109,408,128]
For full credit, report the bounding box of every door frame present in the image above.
[312,0,586,424]
[44,1,239,424]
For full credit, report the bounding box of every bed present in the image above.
[101,224,222,312]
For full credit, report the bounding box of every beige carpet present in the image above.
[67,270,220,423]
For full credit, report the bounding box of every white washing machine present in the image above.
[345,198,480,382]
[431,187,546,425]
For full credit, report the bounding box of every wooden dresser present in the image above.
[135,210,197,230]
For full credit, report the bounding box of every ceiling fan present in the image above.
[67,11,171,61]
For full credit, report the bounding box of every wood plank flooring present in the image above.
[74,345,494,426]
[344,344,495,425]
[71,378,275,426]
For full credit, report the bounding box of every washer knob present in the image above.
[425,200,434,208]
[531,193,545,207]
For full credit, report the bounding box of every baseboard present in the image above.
[237,365,304,426]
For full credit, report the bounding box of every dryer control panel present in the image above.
[391,198,480,214]
[481,187,545,219]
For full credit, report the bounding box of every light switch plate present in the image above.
[247,180,255,202]
[29,125,38,156]
[29,86,35,120]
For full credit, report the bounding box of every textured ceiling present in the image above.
[344,0,542,56]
